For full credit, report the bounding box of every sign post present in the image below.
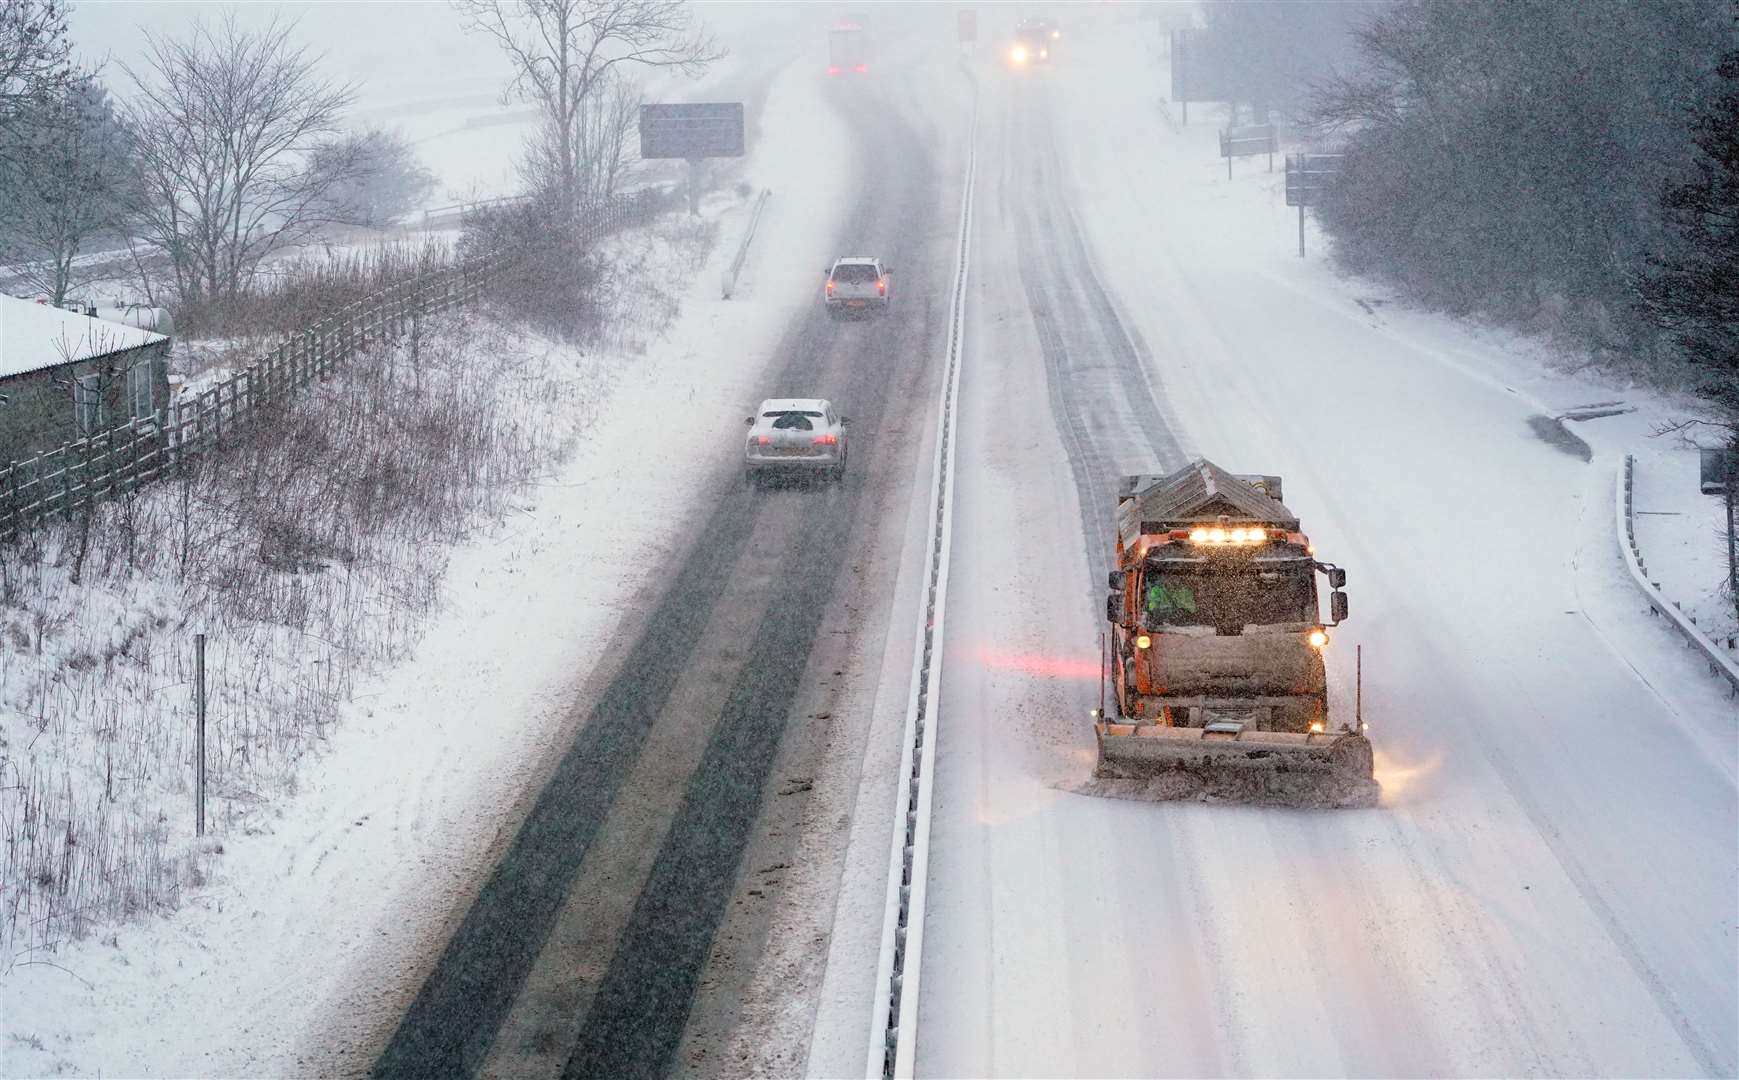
[1702,447,1739,612]
[1284,152,1344,258]
[1219,124,1277,179]
[194,632,206,837]
[639,103,746,216]
[1167,26,1229,127]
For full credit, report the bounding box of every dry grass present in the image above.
[0,211,715,968]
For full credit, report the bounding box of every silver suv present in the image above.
[744,398,850,486]
[823,256,891,318]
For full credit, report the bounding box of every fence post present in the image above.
[61,443,74,520]
[195,632,206,837]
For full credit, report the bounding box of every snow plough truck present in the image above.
[1094,459,1379,808]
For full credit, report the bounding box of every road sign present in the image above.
[1220,125,1277,159]
[1702,448,1737,495]
[1284,153,1345,258]
[1170,27,1231,122]
[1220,124,1277,178]
[639,102,744,160]
[958,9,976,44]
[1284,153,1343,207]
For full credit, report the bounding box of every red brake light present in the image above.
[853,64,867,74]
[877,278,886,295]
[825,280,834,294]
[755,435,771,445]
[827,66,841,76]
[813,433,838,446]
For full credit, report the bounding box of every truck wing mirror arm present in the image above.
[1316,562,1347,589]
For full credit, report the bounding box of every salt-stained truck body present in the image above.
[1094,459,1378,807]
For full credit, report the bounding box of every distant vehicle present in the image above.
[1009,17,1060,66]
[744,398,850,486]
[823,256,891,318]
[828,22,868,76]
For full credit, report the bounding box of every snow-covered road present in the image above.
[910,15,1737,1078]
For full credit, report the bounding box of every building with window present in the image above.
[0,294,171,466]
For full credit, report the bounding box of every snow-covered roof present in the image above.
[1,294,166,380]
[758,397,830,413]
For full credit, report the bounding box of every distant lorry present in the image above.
[1094,459,1378,807]
[1008,16,1059,66]
[828,21,867,75]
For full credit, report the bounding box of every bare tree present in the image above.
[0,76,139,304]
[518,68,642,207]
[456,0,721,218]
[120,14,361,307]
[0,0,74,131]
[309,128,439,227]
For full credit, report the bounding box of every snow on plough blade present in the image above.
[1088,722,1379,809]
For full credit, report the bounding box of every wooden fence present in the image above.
[0,192,661,539]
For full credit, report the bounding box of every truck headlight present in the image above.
[1307,628,1329,649]
[1135,634,1152,650]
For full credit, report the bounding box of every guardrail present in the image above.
[867,91,977,1080]
[1618,454,1739,695]
[1,192,663,540]
[720,188,772,300]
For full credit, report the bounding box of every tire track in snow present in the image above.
[1006,78,1190,596]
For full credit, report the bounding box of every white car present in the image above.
[823,256,891,318]
[744,398,850,486]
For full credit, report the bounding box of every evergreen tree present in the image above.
[1637,46,1739,419]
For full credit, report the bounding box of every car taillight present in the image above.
[825,280,834,295]
[877,278,886,295]
[813,433,838,446]
[827,66,841,76]
[753,435,771,445]
[853,64,867,73]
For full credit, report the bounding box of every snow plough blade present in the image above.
[1088,722,1380,809]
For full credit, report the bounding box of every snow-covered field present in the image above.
[0,43,858,1073]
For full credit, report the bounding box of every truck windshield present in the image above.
[1141,567,1316,633]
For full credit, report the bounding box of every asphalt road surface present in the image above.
[370,84,949,1080]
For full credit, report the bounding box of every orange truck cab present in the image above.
[1104,459,1349,735]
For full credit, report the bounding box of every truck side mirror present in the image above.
[1106,593,1121,623]
[1328,567,1347,589]
[1330,590,1349,624]
[1107,569,1125,590]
